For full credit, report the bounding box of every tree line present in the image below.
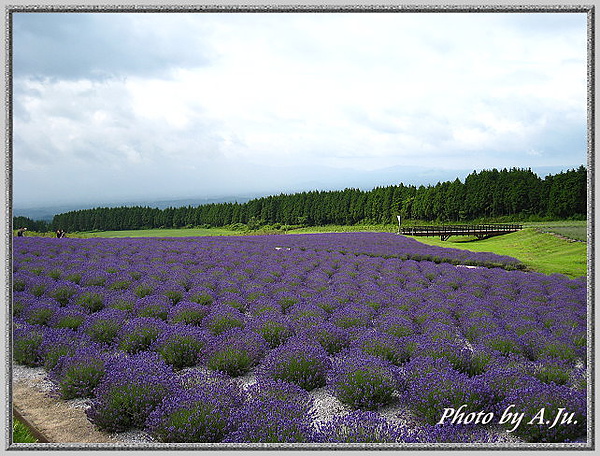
[17,166,587,233]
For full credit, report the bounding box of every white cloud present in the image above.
[12,11,588,207]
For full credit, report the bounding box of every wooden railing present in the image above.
[400,224,523,241]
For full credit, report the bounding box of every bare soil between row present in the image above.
[13,378,117,444]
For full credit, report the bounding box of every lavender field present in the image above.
[12,233,588,445]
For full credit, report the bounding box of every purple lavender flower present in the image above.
[217,291,246,312]
[47,281,80,306]
[531,356,578,387]
[288,302,328,330]
[73,290,106,313]
[25,274,53,297]
[78,308,128,345]
[105,290,137,312]
[481,329,525,357]
[329,303,375,329]
[37,326,89,370]
[375,313,418,339]
[22,300,57,326]
[413,337,478,375]
[133,294,170,320]
[81,270,109,287]
[132,281,156,298]
[246,297,281,316]
[157,283,185,305]
[185,286,215,306]
[105,272,132,291]
[244,378,314,413]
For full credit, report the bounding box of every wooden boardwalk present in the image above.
[400,224,523,241]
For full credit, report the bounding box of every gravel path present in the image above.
[11,363,353,444]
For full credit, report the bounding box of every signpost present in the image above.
[396,215,402,234]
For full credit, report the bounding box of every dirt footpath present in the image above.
[13,378,118,444]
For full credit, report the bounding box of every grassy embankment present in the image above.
[404,227,586,279]
[13,416,38,443]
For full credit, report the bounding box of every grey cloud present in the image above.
[12,13,214,80]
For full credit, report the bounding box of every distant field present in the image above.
[80,227,245,238]
[67,221,587,278]
[406,227,587,279]
[524,220,587,242]
[288,224,396,234]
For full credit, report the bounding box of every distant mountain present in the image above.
[12,164,575,221]
[12,195,256,221]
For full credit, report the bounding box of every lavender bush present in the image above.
[152,325,212,370]
[246,312,294,348]
[23,301,57,326]
[402,370,494,425]
[37,327,85,370]
[328,350,402,410]
[86,352,178,432]
[167,301,210,326]
[74,291,106,313]
[115,317,167,354]
[497,381,586,442]
[145,379,243,442]
[316,411,419,443]
[203,305,246,335]
[133,295,170,320]
[48,306,88,330]
[204,328,266,377]
[298,321,350,355]
[79,308,128,345]
[224,398,317,443]
[48,345,107,399]
[259,337,331,390]
[13,322,44,366]
[349,330,410,366]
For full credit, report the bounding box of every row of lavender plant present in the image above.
[12,235,587,444]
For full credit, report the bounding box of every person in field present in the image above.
[16,227,26,237]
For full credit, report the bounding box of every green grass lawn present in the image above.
[405,228,587,279]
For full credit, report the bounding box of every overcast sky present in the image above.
[12,11,588,210]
